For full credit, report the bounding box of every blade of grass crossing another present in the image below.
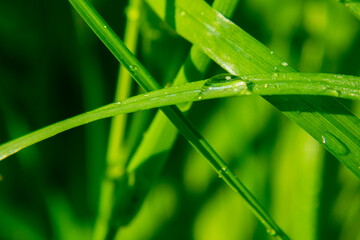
[67,0,289,239]
[121,0,240,228]
[145,0,360,179]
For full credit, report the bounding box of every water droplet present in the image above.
[129,65,138,71]
[335,75,343,79]
[266,229,277,236]
[321,132,350,156]
[281,62,289,66]
[270,51,274,55]
[324,88,340,97]
[264,84,268,88]
[104,25,107,29]
[218,168,227,178]
[180,11,186,16]
[144,93,149,97]
[198,96,202,100]
[272,73,279,79]
[115,101,121,105]
[207,74,238,83]
[274,67,278,71]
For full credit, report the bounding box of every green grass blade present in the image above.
[145,0,360,179]
[2,72,360,163]
[68,0,288,238]
[94,1,143,239]
[106,0,142,168]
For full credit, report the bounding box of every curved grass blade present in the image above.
[2,72,360,162]
[67,0,289,238]
[145,0,360,179]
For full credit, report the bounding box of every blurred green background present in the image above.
[0,0,360,239]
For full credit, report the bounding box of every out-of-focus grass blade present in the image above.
[272,121,324,239]
[339,0,360,20]
[93,1,143,238]
[145,0,360,179]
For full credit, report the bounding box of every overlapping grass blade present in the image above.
[145,0,360,179]
[67,0,288,238]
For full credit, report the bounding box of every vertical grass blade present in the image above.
[339,0,360,19]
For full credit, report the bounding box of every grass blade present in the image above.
[93,0,143,239]
[106,0,142,167]
[2,72,360,162]
[145,0,360,178]
[67,0,288,238]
